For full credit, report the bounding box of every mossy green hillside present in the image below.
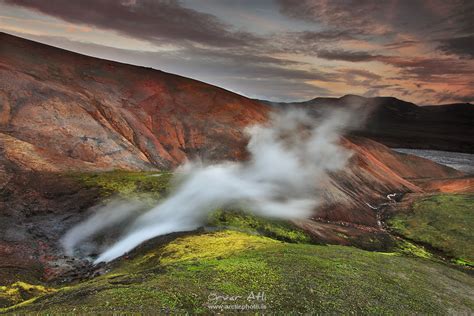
[388,194,474,265]
[5,231,473,314]
[69,170,172,203]
[66,171,409,253]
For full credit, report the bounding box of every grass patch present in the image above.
[6,231,473,314]
[388,194,474,265]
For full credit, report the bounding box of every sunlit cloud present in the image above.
[0,0,472,104]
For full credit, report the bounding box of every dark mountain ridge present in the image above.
[260,95,474,153]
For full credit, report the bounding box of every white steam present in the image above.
[62,110,352,263]
[61,200,144,256]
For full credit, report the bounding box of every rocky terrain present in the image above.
[0,33,473,313]
[263,95,474,153]
[0,32,267,171]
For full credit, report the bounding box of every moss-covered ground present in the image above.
[3,230,473,314]
[388,194,474,266]
[0,282,56,308]
[208,209,312,243]
[69,170,173,203]
[1,172,472,314]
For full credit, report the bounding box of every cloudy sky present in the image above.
[1,0,473,104]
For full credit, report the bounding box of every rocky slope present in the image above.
[0,32,268,171]
[264,94,474,153]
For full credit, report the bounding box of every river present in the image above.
[393,148,474,174]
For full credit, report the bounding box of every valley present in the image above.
[0,33,473,314]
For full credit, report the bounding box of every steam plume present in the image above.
[62,109,352,263]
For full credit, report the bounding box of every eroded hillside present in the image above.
[0,32,268,171]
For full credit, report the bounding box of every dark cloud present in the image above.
[2,0,473,104]
[314,48,474,83]
[424,0,474,35]
[431,90,474,104]
[278,0,474,60]
[340,69,381,80]
[437,35,474,59]
[379,56,474,80]
[370,84,392,89]
[278,0,473,37]
[316,49,379,62]
[342,70,389,96]
[173,46,338,82]
[6,31,336,101]
[187,47,306,67]
[3,0,259,46]
[295,30,356,42]
[383,40,419,49]
[337,68,383,87]
[277,0,390,35]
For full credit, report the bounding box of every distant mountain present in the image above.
[260,95,474,153]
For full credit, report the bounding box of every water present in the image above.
[393,148,474,174]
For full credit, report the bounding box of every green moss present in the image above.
[160,231,276,265]
[453,258,473,267]
[8,231,474,314]
[69,170,172,204]
[0,282,56,308]
[208,209,312,243]
[388,194,474,265]
[395,239,432,259]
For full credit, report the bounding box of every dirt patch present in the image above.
[413,176,474,193]
[0,168,101,285]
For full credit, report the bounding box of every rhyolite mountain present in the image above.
[261,95,474,153]
[0,32,268,172]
